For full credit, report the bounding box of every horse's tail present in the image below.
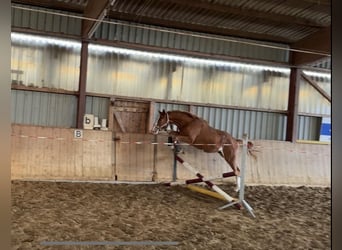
[236,139,258,160]
[247,141,258,160]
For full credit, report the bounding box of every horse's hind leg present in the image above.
[230,163,241,192]
[222,146,241,192]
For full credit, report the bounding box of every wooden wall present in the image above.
[11,124,114,180]
[246,140,331,186]
[114,133,156,181]
[11,125,331,186]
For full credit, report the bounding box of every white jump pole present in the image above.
[218,133,255,218]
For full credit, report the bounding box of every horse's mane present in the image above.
[168,110,210,126]
[169,110,199,119]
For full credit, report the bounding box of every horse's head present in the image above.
[151,109,169,134]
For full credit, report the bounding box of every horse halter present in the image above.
[151,112,170,134]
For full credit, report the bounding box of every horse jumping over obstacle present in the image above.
[151,109,257,192]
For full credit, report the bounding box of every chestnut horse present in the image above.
[151,110,256,191]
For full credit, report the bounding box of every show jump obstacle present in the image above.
[167,134,255,218]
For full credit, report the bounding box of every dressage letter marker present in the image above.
[74,129,83,139]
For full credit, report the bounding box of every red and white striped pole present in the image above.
[174,154,242,209]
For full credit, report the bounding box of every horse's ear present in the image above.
[162,109,166,114]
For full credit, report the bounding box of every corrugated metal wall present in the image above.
[12,4,82,36]
[94,19,289,63]
[11,32,81,91]
[10,33,330,141]
[87,44,290,110]
[11,5,289,63]
[11,90,77,127]
[153,103,322,141]
[299,72,331,116]
[308,57,331,70]
[194,106,286,140]
[297,116,321,141]
[10,89,321,141]
[10,5,330,141]
[153,102,287,140]
[85,96,109,121]
[11,92,110,129]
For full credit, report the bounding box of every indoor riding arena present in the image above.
[11,1,331,249]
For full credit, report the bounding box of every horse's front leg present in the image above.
[167,130,196,145]
[168,132,197,154]
[167,131,185,153]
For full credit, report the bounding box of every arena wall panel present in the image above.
[11,126,330,186]
[11,124,113,180]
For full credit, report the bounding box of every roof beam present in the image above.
[290,26,331,66]
[82,0,111,39]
